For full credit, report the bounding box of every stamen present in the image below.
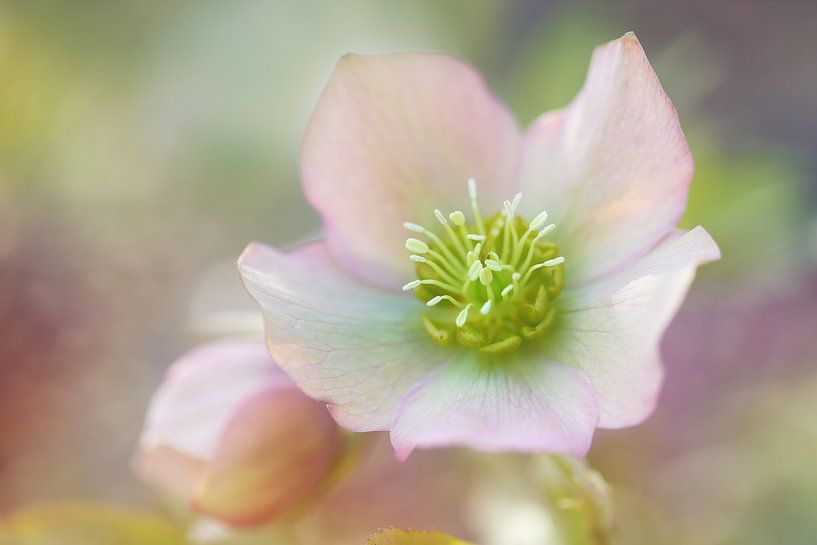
[511,193,522,216]
[426,295,464,308]
[414,252,463,286]
[500,283,514,298]
[467,260,483,281]
[480,300,492,315]
[435,208,468,259]
[467,178,486,235]
[478,267,493,286]
[403,222,425,233]
[528,210,549,232]
[520,257,565,286]
[467,234,486,242]
[405,238,429,254]
[455,304,472,328]
[448,211,466,226]
[484,259,503,272]
[402,280,422,291]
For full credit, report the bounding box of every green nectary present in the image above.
[402,180,565,355]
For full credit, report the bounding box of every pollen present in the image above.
[403,180,565,355]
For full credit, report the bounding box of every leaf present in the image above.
[367,528,475,545]
[0,501,188,545]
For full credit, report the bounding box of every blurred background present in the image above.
[1,1,815,544]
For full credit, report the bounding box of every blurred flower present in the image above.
[238,32,719,459]
[135,339,344,528]
[465,455,613,545]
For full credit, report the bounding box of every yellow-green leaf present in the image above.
[367,528,475,545]
[0,501,188,545]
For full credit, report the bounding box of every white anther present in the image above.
[543,256,565,267]
[489,251,499,261]
[484,259,503,272]
[402,280,422,291]
[536,224,556,239]
[449,211,466,226]
[409,254,427,263]
[467,242,483,262]
[405,238,429,254]
[480,300,493,315]
[503,200,513,217]
[467,178,478,199]
[467,260,483,281]
[511,192,522,213]
[456,305,471,328]
[479,267,494,286]
[403,222,425,233]
[529,211,549,232]
[512,272,521,281]
[467,234,486,241]
[501,284,514,297]
[434,209,448,226]
[427,296,443,307]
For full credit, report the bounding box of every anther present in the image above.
[467,260,483,281]
[405,238,429,254]
[480,300,493,315]
[537,224,556,238]
[403,222,425,233]
[409,254,427,263]
[455,304,472,328]
[467,178,478,199]
[529,211,549,232]
[511,192,522,214]
[478,267,493,286]
[467,234,486,241]
[500,284,514,298]
[433,209,448,226]
[449,211,466,226]
[484,259,503,272]
[402,280,422,291]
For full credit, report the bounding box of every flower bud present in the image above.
[134,340,342,527]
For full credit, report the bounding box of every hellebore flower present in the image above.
[135,339,343,527]
[238,32,720,459]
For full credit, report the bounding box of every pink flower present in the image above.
[134,339,343,527]
[238,33,720,460]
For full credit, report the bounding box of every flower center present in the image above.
[402,179,565,355]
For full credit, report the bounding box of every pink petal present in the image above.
[139,340,291,460]
[192,388,342,527]
[301,53,522,288]
[238,241,444,432]
[390,353,599,460]
[518,32,694,283]
[550,226,720,428]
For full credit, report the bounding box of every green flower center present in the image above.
[402,179,565,355]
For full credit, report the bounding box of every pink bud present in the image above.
[134,340,342,527]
